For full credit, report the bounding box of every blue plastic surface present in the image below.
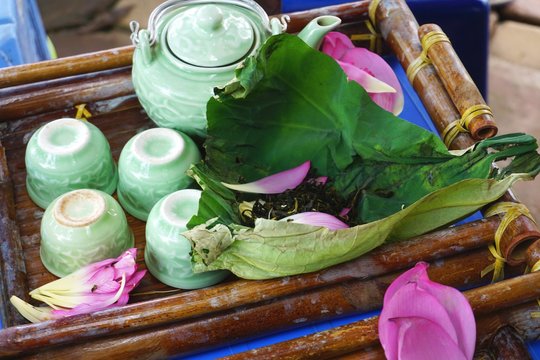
[0,0,50,68]
[282,0,490,98]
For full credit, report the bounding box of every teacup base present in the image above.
[145,252,229,290]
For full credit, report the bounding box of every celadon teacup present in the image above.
[40,189,134,277]
[25,118,118,209]
[145,189,229,289]
[117,128,201,221]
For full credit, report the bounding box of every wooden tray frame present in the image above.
[0,0,538,358]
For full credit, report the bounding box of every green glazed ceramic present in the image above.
[145,189,229,289]
[25,118,118,209]
[117,128,201,221]
[130,0,340,137]
[40,189,134,277]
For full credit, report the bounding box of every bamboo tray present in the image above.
[0,0,539,358]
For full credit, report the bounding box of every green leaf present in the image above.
[204,34,540,223]
[184,174,529,279]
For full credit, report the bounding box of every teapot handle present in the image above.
[130,0,271,48]
[130,23,153,65]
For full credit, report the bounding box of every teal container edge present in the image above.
[145,189,229,289]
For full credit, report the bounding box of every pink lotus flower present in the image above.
[222,161,311,194]
[322,32,404,115]
[10,248,146,323]
[281,211,349,230]
[379,262,476,360]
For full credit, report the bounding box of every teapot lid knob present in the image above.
[197,5,223,32]
[166,4,256,68]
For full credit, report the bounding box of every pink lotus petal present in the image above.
[222,161,311,194]
[341,48,404,115]
[416,273,476,359]
[379,263,476,360]
[379,281,459,358]
[338,61,396,94]
[19,248,146,322]
[339,207,351,218]
[383,262,475,359]
[312,176,328,186]
[321,32,354,60]
[113,251,138,279]
[281,212,349,230]
[394,317,467,360]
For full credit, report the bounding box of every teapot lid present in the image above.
[166,4,255,68]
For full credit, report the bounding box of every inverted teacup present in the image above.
[40,189,134,277]
[145,189,229,289]
[25,118,118,209]
[117,128,201,221]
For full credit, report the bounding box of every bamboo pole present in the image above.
[8,249,527,359]
[373,0,473,150]
[487,326,532,360]
[0,217,500,356]
[417,23,497,142]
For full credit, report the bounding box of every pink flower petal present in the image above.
[222,161,311,194]
[379,263,476,360]
[379,281,460,359]
[339,207,351,218]
[22,248,146,321]
[394,317,467,360]
[338,61,396,94]
[281,212,349,230]
[321,32,354,60]
[312,176,328,186]
[341,48,404,115]
[416,273,476,359]
[113,250,138,279]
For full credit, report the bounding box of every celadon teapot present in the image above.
[130,0,341,137]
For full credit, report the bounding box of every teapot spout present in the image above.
[297,16,341,49]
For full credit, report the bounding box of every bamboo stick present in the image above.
[0,142,29,327]
[8,249,521,358]
[21,249,540,359]
[374,0,473,150]
[417,23,497,142]
[0,218,500,356]
[487,326,532,360]
[275,0,370,33]
[0,46,135,89]
[222,273,540,360]
[526,238,540,269]
[0,67,134,122]
[475,302,540,349]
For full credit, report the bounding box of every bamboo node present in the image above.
[368,0,382,27]
[351,20,382,53]
[481,202,535,283]
[406,30,450,84]
[75,104,92,122]
[441,104,493,148]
